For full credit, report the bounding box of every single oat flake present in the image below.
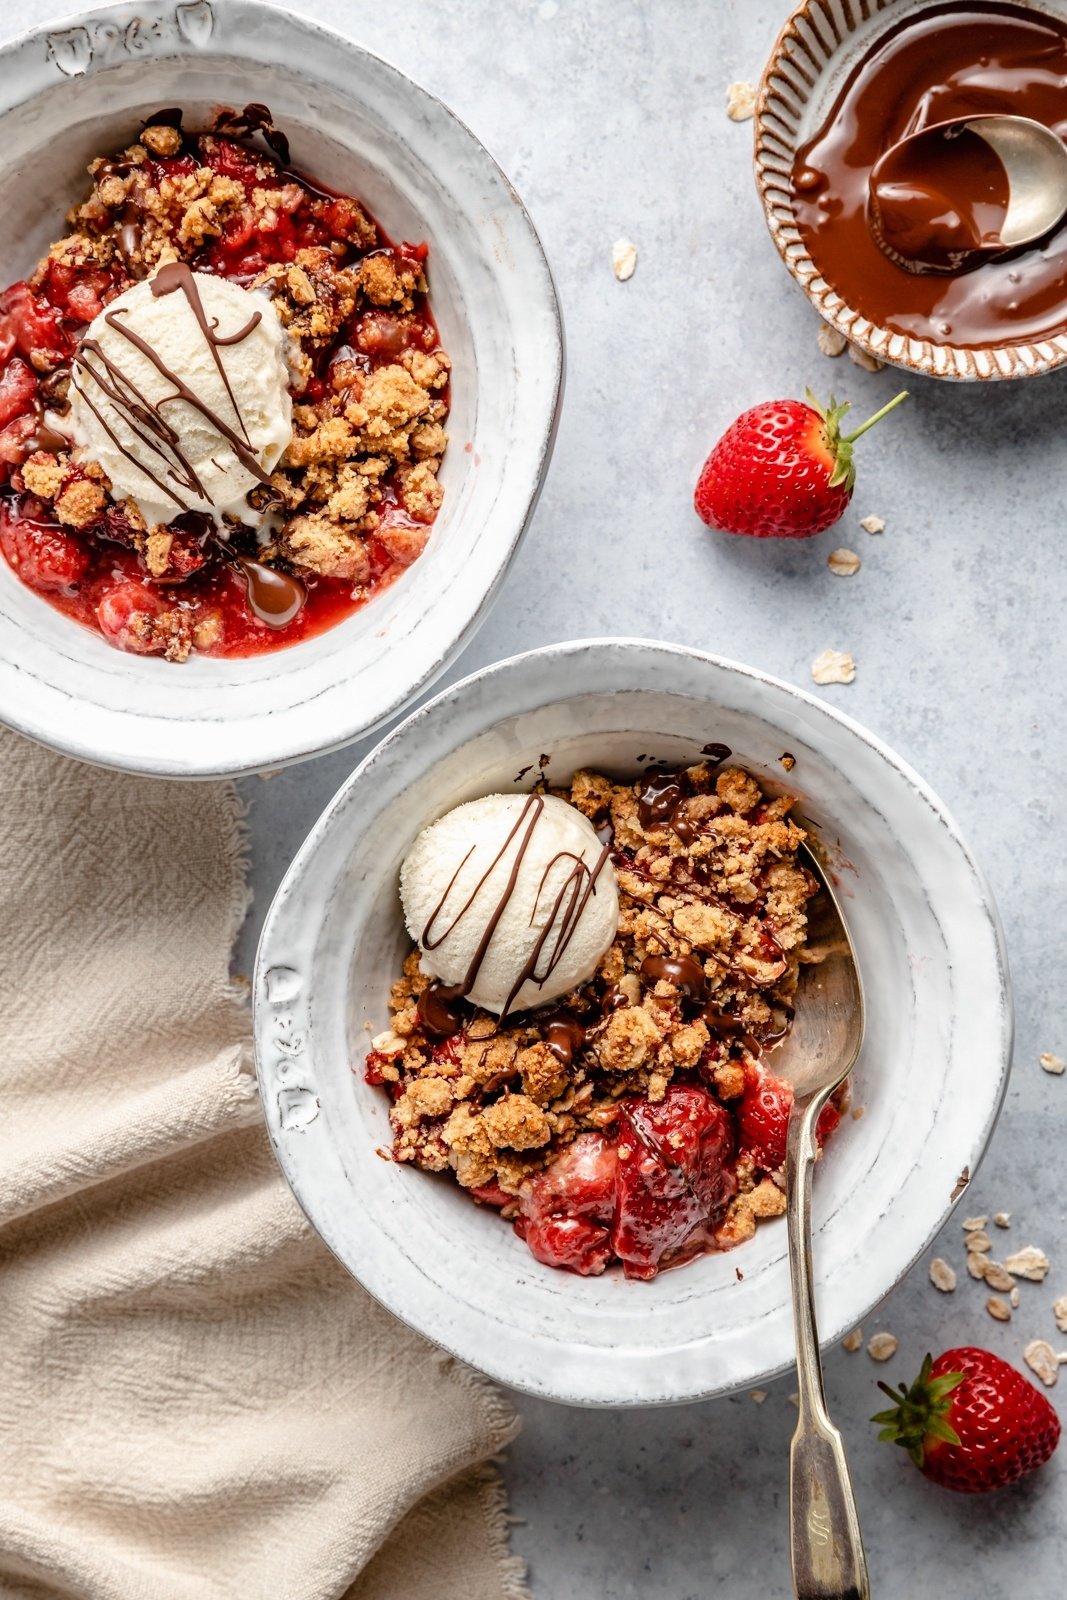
[967,1231,992,1254]
[842,1327,864,1353]
[812,649,856,686]
[1054,1295,1067,1334]
[828,547,861,577]
[848,342,884,372]
[750,1389,768,1404]
[817,322,848,358]
[961,1215,988,1232]
[1010,1287,1020,1308]
[867,1333,898,1362]
[1040,1052,1065,1075]
[612,239,637,282]
[726,81,757,121]
[993,1212,1011,1229]
[1004,1246,1051,1282]
[1024,1339,1060,1387]
[982,1262,1014,1292]
[859,514,886,535]
[986,1297,1012,1322]
[966,1254,987,1282]
[929,1258,957,1293]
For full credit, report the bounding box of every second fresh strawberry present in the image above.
[694,389,907,540]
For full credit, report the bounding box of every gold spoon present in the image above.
[772,843,868,1600]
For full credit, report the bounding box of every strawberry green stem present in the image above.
[841,390,908,445]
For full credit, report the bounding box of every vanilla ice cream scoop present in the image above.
[400,793,619,1015]
[68,262,291,529]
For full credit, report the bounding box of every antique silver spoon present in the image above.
[773,843,868,1600]
[868,113,1067,273]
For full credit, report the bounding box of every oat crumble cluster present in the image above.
[367,762,840,1279]
[0,108,450,660]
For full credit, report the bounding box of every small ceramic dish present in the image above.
[0,0,562,776]
[254,638,1012,1406]
[755,0,1067,380]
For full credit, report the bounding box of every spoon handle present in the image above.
[786,1096,871,1600]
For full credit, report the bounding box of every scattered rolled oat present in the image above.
[929,1258,957,1293]
[817,322,848,358]
[859,514,886,534]
[726,81,757,121]
[986,1296,1012,1322]
[967,1231,992,1254]
[1004,1246,1050,1283]
[1010,1287,1020,1308]
[868,1332,898,1362]
[750,1389,768,1404]
[962,1216,988,1232]
[983,1262,1014,1292]
[851,1105,866,1120]
[1024,1339,1060,1387]
[993,1212,1011,1229]
[842,1327,864,1353]
[788,1392,800,1407]
[1040,1052,1065,1075]
[612,239,638,282]
[812,649,856,686]
[951,1166,971,1201]
[966,1254,987,1281]
[848,341,884,372]
[1054,1295,1067,1334]
[779,752,796,771]
[827,547,861,577]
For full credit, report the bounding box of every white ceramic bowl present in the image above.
[254,638,1012,1406]
[0,0,562,775]
[755,0,1067,380]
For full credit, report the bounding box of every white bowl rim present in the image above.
[253,635,1014,1405]
[0,0,564,777]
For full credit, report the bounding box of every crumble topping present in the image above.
[367,763,836,1272]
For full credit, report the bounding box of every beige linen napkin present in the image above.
[0,727,529,1600]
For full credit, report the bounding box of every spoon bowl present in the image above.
[868,114,1067,274]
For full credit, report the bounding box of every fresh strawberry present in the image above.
[0,281,72,370]
[874,1348,1061,1493]
[694,389,907,539]
[736,1065,838,1172]
[96,581,173,655]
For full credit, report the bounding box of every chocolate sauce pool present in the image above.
[792,1,1067,346]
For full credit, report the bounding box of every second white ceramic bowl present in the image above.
[0,0,562,775]
[254,639,1012,1405]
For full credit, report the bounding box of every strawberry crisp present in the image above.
[0,105,450,660]
[366,759,845,1280]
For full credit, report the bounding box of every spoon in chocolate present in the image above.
[773,843,868,1600]
[868,114,1067,275]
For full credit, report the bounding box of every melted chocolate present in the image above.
[792,2,1067,346]
[637,770,684,828]
[236,557,306,628]
[640,953,709,1006]
[543,1011,587,1069]
[600,983,631,1014]
[701,742,732,765]
[417,981,467,1039]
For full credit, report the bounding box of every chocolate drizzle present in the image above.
[174,510,306,631]
[420,795,612,1029]
[640,953,709,1006]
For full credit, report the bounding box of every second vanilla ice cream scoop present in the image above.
[400,792,619,1015]
[68,263,292,530]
